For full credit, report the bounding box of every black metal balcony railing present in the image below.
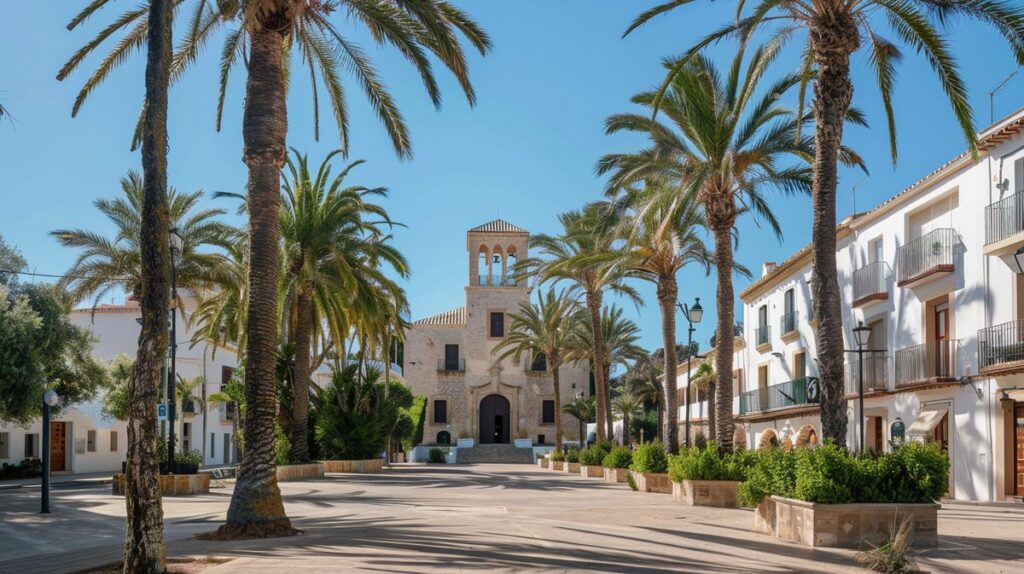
[985,190,1024,245]
[739,378,814,415]
[853,261,889,303]
[755,325,770,346]
[896,228,956,285]
[844,355,890,395]
[780,311,798,335]
[437,358,466,372]
[894,340,958,387]
[978,320,1024,368]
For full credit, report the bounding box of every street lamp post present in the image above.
[677,297,703,448]
[167,227,183,473]
[41,389,59,514]
[852,321,872,454]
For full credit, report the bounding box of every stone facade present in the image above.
[403,220,591,448]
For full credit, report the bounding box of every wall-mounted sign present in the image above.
[891,417,906,443]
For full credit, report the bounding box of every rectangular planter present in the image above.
[630,471,672,494]
[603,467,628,483]
[672,480,741,508]
[563,462,581,473]
[580,464,604,478]
[757,496,940,549]
[551,461,565,471]
[113,473,210,496]
[276,463,324,482]
[456,438,475,448]
[538,458,549,469]
[320,459,384,473]
[514,438,533,448]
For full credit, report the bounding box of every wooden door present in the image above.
[873,417,884,453]
[1016,404,1024,497]
[934,305,950,377]
[50,422,66,472]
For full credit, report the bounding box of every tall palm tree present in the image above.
[598,44,832,451]
[562,395,596,448]
[190,236,249,353]
[691,359,716,446]
[53,172,233,307]
[611,392,645,446]
[61,0,490,539]
[279,148,408,463]
[492,288,581,451]
[614,186,711,453]
[519,206,639,441]
[626,0,1024,445]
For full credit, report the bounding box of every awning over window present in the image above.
[907,407,948,435]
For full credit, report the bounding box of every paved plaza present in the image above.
[0,464,1022,573]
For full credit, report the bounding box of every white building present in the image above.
[1,298,240,474]
[675,107,1024,502]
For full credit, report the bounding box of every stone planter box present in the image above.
[551,461,565,471]
[672,480,741,508]
[456,438,475,448]
[603,467,628,483]
[537,458,549,469]
[563,462,581,473]
[630,471,671,494]
[320,459,384,473]
[276,463,324,482]
[113,473,209,496]
[755,496,939,549]
[580,464,603,478]
[514,438,533,448]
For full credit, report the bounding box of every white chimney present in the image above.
[762,261,777,278]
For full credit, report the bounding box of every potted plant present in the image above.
[550,448,565,471]
[602,446,632,483]
[668,443,752,507]
[629,442,671,493]
[563,448,581,473]
[174,449,202,475]
[456,430,475,449]
[579,441,612,478]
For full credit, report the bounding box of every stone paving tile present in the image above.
[0,465,1021,573]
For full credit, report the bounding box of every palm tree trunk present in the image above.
[552,361,563,451]
[712,224,735,452]
[657,276,679,454]
[216,13,295,539]
[289,284,312,463]
[123,0,171,570]
[809,15,859,445]
[585,291,610,442]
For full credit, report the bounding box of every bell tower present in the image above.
[467,220,529,289]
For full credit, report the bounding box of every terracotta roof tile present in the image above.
[469,219,528,234]
[413,306,466,326]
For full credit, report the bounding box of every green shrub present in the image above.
[794,442,858,504]
[738,447,798,507]
[579,444,610,466]
[428,447,446,464]
[602,446,633,469]
[668,443,753,482]
[630,442,668,473]
[401,395,427,453]
[274,424,292,466]
[174,449,203,468]
[565,448,580,463]
[550,449,565,462]
[0,458,42,479]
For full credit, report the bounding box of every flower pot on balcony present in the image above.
[756,496,939,548]
[671,480,741,507]
[456,438,475,449]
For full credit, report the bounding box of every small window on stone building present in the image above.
[541,400,555,424]
[110,431,118,451]
[489,312,505,338]
[537,434,546,445]
[434,400,448,424]
[436,431,451,445]
[87,430,96,452]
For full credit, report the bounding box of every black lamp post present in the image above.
[41,389,59,514]
[851,321,872,453]
[167,226,183,473]
[677,297,703,448]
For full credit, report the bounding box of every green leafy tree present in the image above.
[101,354,135,421]
[566,304,646,394]
[492,288,581,450]
[0,234,27,286]
[626,0,1024,445]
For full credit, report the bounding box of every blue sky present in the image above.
[1,1,1021,359]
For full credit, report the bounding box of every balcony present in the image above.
[181,398,196,415]
[844,355,890,395]
[755,325,771,351]
[984,190,1024,256]
[978,320,1024,374]
[894,340,958,387]
[437,358,466,373]
[896,228,957,287]
[852,261,890,307]
[780,311,799,342]
[739,378,816,415]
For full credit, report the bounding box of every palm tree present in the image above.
[175,375,206,453]
[279,148,408,463]
[209,371,245,464]
[519,206,639,441]
[598,44,830,451]
[52,172,233,307]
[562,395,596,449]
[612,392,644,446]
[492,289,581,451]
[190,237,249,353]
[690,359,716,446]
[61,0,490,539]
[615,185,711,453]
[625,0,1024,445]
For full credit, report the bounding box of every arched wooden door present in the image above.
[479,394,510,444]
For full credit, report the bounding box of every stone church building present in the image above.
[403,220,591,448]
